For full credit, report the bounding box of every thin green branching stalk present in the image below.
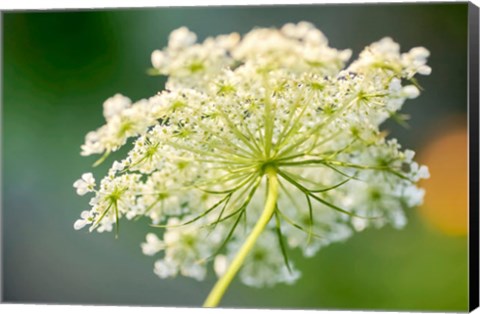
[203,167,278,307]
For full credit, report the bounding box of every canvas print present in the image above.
[1,2,477,312]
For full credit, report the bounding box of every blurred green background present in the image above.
[2,3,469,311]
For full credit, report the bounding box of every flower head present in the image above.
[74,22,430,290]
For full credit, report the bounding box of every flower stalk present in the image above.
[203,166,279,307]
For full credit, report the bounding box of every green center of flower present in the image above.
[258,160,278,176]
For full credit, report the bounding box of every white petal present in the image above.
[81,172,94,183]
[103,94,131,120]
[410,47,430,59]
[74,219,88,230]
[168,27,197,50]
[141,233,164,256]
[154,259,177,278]
[417,65,432,75]
[73,179,83,189]
[404,149,415,162]
[75,186,88,196]
[402,85,420,99]
[418,165,430,179]
[214,254,228,277]
[352,217,367,232]
[114,161,125,171]
[146,233,160,243]
[151,50,166,69]
[80,210,91,219]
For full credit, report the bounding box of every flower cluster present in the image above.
[74,22,430,289]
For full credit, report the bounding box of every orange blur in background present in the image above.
[419,121,468,236]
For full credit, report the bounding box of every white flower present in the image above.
[73,172,95,195]
[111,160,125,173]
[351,217,368,232]
[281,21,327,45]
[80,98,157,157]
[404,46,432,76]
[404,149,416,162]
[151,50,166,69]
[74,210,94,230]
[154,258,178,278]
[168,27,197,50]
[141,233,164,256]
[74,22,431,291]
[233,231,301,287]
[409,163,430,181]
[103,94,131,121]
[403,186,426,207]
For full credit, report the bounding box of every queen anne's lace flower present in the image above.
[73,172,95,196]
[74,22,430,302]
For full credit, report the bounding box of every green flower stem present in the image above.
[203,167,279,307]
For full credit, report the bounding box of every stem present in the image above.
[203,167,279,307]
